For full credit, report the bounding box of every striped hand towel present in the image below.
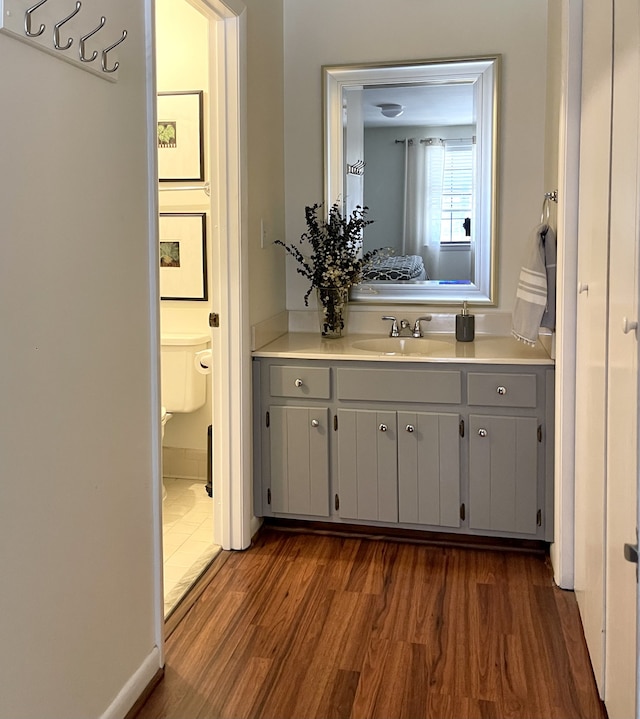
[512,223,555,346]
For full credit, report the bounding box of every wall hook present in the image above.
[24,0,49,38]
[101,29,127,73]
[53,1,82,51]
[79,16,106,63]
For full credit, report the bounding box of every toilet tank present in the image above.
[160,332,210,413]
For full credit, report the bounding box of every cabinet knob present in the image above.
[294,378,304,387]
[405,424,415,433]
[311,419,319,428]
[478,428,488,437]
[379,423,388,432]
[496,386,507,395]
[578,282,589,294]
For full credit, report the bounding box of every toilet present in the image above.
[160,332,210,500]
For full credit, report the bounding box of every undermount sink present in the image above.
[351,337,451,355]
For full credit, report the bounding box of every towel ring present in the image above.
[541,190,558,224]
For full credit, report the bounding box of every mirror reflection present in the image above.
[324,57,499,304]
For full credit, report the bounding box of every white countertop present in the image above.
[253,332,554,365]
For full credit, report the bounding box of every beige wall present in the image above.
[281,0,549,316]
[0,2,159,716]
[545,1,563,196]
[245,0,287,327]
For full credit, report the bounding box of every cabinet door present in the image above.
[398,411,461,528]
[337,409,397,522]
[468,414,538,535]
[269,405,330,516]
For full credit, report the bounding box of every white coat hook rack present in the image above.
[0,0,127,82]
[346,159,366,176]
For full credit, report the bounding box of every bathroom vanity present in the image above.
[252,333,554,542]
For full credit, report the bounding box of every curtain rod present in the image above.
[394,137,475,145]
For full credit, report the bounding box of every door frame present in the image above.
[552,0,583,589]
[191,0,251,551]
[148,0,249,668]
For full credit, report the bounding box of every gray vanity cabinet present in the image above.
[268,405,330,517]
[468,415,538,534]
[336,408,461,527]
[466,371,546,536]
[336,409,398,522]
[336,409,461,527]
[396,411,461,528]
[253,356,554,542]
[260,364,332,518]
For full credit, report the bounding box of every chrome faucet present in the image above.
[382,316,400,336]
[412,315,432,337]
[382,315,432,337]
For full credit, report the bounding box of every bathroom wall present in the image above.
[0,1,160,716]
[245,0,287,330]
[544,1,562,195]
[281,0,549,318]
[156,0,211,456]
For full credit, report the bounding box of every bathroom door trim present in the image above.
[551,0,583,589]
[194,0,251,551]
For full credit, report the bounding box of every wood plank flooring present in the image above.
[135,527,606,719]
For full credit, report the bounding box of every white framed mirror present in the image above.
[323,56,500,304]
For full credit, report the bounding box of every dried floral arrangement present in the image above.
[275,202,381,305]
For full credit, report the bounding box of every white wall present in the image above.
[157,0,211,452]
[0,1,160,717]
[282,0,548,316]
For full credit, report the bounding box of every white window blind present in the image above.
[440,141,473,243]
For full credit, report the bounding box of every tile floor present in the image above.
[162,477,221,617]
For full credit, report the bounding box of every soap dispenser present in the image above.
[455,301,475,342]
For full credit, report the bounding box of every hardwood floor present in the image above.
[135,527,606,719]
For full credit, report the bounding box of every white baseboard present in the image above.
[100,646,162,719]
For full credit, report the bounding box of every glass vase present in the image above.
[316,286,349,338]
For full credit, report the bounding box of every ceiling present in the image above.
[360,82,475,128]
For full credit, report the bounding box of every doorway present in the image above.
[155,0,250,617]
[156,0,218,617]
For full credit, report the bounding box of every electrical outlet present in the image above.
[261,219,268,248]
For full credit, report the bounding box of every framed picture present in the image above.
[157,91,204,182]
[159,213,208,301]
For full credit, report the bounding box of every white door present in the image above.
[604,0,640,715]
[575,0,640,714]
[573,0,613,692]
[197,0,252,550]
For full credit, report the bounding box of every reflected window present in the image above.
[441,140,474,244]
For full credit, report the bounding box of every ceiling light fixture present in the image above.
[378,103,404,118]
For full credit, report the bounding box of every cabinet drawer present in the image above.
[269,365,331,399]
[467,372,537,408]
[337,368,461,404]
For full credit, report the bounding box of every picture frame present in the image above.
[159,213,208,301]
[157,91,205,182]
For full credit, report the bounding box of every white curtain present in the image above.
[402,138,445,276]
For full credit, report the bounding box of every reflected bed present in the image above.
[361,254,427,281]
